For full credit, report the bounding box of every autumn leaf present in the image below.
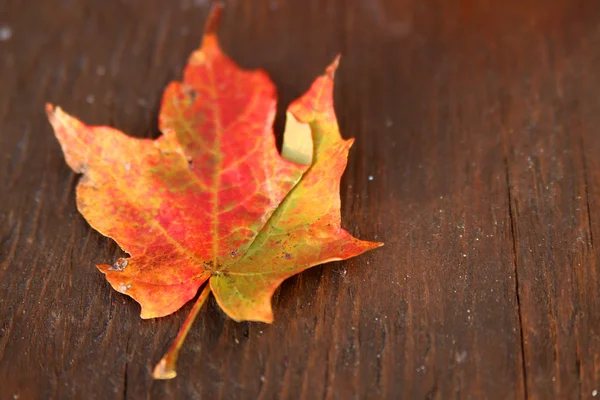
[46,4,382,379]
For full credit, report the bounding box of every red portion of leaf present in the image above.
[210,57,383,323]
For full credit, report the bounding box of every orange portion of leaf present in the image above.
[47,5,381,326]
[47,7,309,319]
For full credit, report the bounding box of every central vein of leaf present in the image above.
[208,62,222,272]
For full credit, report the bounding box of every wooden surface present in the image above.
[1,0,600,398]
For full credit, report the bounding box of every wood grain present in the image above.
[1,0,599,398]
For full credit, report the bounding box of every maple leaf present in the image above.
[46,4,382,379]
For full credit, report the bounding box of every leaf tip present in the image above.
[45,103,62,124]
[202,2,224,41]
[365,240,385,250]
[137,298,164,320]
[46,104,74,133]
[325,54,341,78]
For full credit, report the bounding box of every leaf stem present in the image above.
[152,283,212,379]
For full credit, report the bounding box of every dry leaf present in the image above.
[47,4,382,379]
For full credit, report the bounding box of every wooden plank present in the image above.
[579,38,600,400]
[498,4,600,398]
[0,0,599,399]
[331,2,527,398]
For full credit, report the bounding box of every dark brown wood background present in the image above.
[1,0,600,398]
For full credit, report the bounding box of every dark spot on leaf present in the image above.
[183,84,197,103]
[284,253,292,259]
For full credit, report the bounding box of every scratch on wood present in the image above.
[6,127,30,189]
[0,219,21,269]
[152,9,172,66]
[503,152,530,400]
[108,28,130,78]
[351,285,361,396]
[122,335,130,400]
[58,172,78,215]
[34,67,54,105]
[34,249,67,307]
[0,310,15,358]
[16,249,43,306]
[324,281,341,400]
[298,271,329,399]
[26,184,45,244]
[580,137,594,248]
